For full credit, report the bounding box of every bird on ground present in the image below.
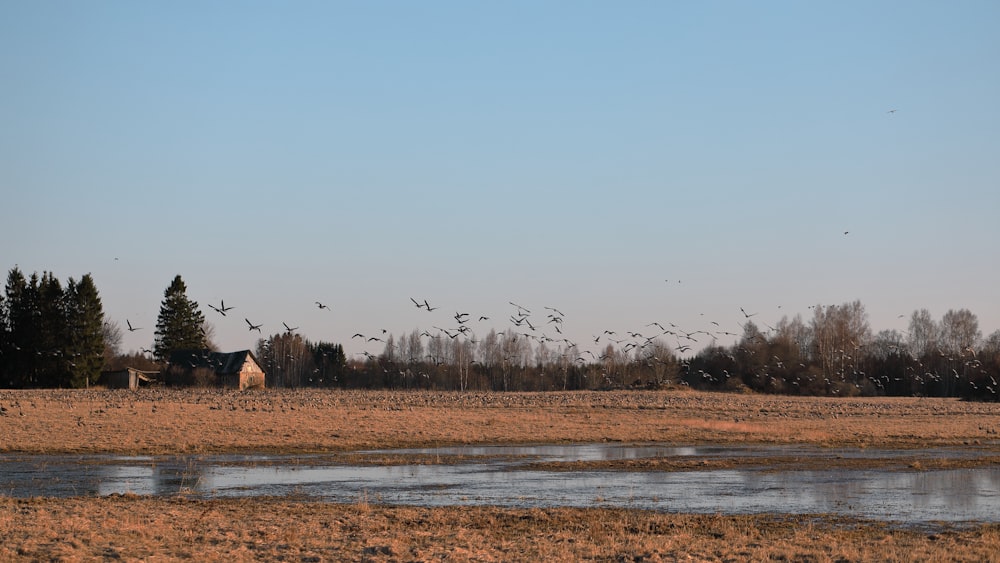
[126,320,141,332]
[245,318,262,332]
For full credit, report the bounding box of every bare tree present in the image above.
[201,321,218,352]
[907,309,937,360]
[643,338,677,386]
[811,301,871,381]
[939,308,981,357]
[102,320,123,368]
[403,329,424,364]
[257,332,311,387]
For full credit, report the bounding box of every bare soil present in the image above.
[3,496,1000,562]
[2,388,999,455]
[3,388,1000,561]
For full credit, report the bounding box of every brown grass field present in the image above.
[2,388,1000,561]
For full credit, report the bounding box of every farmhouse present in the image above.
[167,349,266,390]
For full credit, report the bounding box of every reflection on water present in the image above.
[1,445,998,524]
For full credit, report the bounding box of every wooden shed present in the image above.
[168,350,266,390]
[98,367,158,390]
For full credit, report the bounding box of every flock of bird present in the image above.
[171,291,790,370]
[123,288,780,368]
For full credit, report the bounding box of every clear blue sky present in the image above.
[3,1,998,358]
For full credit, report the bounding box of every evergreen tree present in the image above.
[310,341,346,387]
[3,268,34,387]
[154,275,207,361]
[0,290,7,386]
[36,272,68,387]
[65,274,106,388]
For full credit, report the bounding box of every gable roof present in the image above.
[168,349,261,375]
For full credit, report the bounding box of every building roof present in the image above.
[168,349,261,375]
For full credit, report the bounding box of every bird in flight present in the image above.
[245,318,262,332]
[282,322,298,332]
[208,299,234,316]
[126,320,141,332]
[740,307,757,318]
[887,109,896,114]
[315,301,330,310]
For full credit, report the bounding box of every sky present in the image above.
[2,1,998,360]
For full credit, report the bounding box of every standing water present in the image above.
[1,444,998,524]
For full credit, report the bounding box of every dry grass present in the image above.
[2,496,999,562]
[3,388,1000,561]
[1,388,999,455]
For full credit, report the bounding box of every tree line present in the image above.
[337,301,998,401]
[0,267,106,388]
[684,302,998,401]
[2,267,997,400]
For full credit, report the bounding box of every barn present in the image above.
[168,350,266,390]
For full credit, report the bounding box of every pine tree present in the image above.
[154,275,207,361]
[0,290,7,386]
[36,272,68,387]
[3,269,30,387]
[65,274,106,388]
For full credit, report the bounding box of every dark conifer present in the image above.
[154,275,207,362]
[65,274,106,387]
[3,268,34,387]
[36,272,68,387]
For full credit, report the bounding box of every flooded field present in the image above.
[3,444,999,525]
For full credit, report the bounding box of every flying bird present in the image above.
[315,301,330,310]
[245,318,262,332]
[207,299,234,316]
[282,322,298,332]
[126,320,141,332]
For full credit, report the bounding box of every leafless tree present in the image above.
[907,309,937,360]
[939,308,981,357]
[102,320,123,368]
[811,300,871,381]
[256,332,311,387]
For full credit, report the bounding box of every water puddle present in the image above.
[2,444,998,524]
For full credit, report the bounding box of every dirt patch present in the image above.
[2,496,1000,562]
[1,388,999,455]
